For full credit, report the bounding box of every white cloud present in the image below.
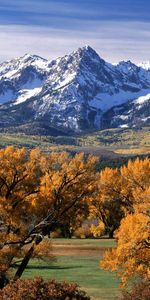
[0,22,150,64]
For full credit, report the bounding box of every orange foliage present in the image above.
[100,158,150,285]
[0,147,97,286]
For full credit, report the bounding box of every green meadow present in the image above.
[22,239,122,300]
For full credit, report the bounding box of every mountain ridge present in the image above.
[0,46,150,135]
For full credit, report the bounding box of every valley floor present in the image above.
[22,238,121,300]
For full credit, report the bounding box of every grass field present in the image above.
[22,239,121,300]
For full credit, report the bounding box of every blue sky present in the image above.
[0,0,150,63]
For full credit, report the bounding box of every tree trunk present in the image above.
[108,228,114,239]
[14,233,45,281]
[0,275,9,289]
[14,243,35,281]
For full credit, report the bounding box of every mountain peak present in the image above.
[118,60,136,67]
[116,60,140,75]
[21,53,47,63]
[72,45,104,66]
[77,45,100,55]
[22,53,34,59]
[79,45,96,53]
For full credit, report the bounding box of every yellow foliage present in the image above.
[101,212,150,285]
[100,157,150,284]
[0,147,97,282]
[90,222,105,238]
[74,224,92,239]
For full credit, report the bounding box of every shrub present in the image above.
[118,280,150,300]
[90,222,105,238]
[0,277,90,300]
[74,224,93,239]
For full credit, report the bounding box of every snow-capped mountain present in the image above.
[0,53,49,104]
[0,46,149,135]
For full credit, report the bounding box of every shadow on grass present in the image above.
[26,265,83,270]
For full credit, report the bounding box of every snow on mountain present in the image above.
[134,93,150,107]
[88,89,150,112]
[13,87,42,105]
[0,54,48,104]
[102,93,150,129]
[0,46,150,134]
[0,53,48,80]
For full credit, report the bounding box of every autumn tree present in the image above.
[100,158,150,285]
[90,167,124,238]
[0,147,97,288]
[91,157,150,238]
[119,157,150,211]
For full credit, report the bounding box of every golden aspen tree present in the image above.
[0,147,97,287]
[101,158,150,285]
[90,167,124,238]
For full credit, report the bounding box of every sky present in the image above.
[0,0,150,63]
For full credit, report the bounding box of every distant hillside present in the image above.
[0,127,149,155]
